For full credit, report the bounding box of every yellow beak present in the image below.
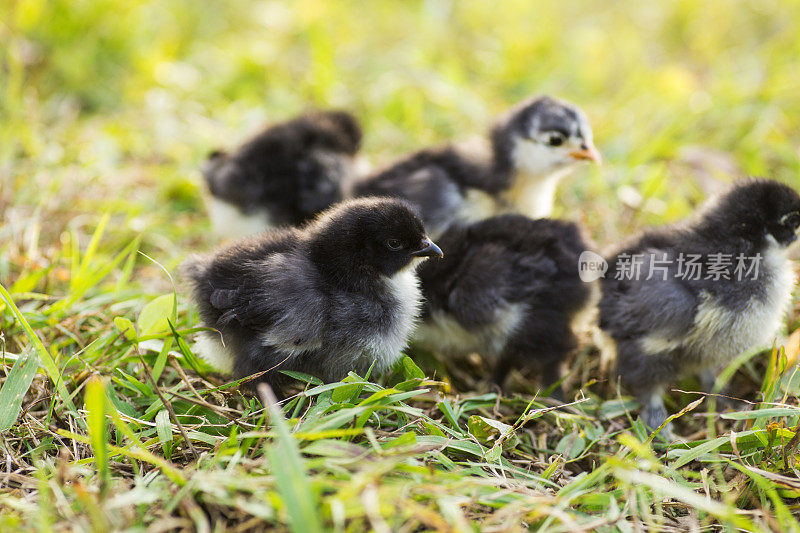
[569,145,602,164]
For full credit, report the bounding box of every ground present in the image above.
[2,0,800,531]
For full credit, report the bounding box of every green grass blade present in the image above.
[85,376,110,494]
[614,468,754,529]
[155,409,172,444]
[262,385,323,533]
[0,282,76,413]
[58,429,186,486]
[0,345,40,431]
[50,236,141,316]
[76,211,110,284]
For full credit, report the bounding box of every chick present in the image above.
[599,179,800,436]
[184,197,443,397]
[413,214,596,397]
[202,110,362,238]
[350,96,599,238]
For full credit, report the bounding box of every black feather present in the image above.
[415,214,595,397]
[203,109,362,231]
[599,178,800,435]
[184,197,438,397]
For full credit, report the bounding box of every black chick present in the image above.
[413,214,596,397]
[184,197,443,397]
[203,110,362,238]
[350,96,599,238]
[599,178,800,437]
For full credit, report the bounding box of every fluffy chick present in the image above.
[350,96,599,238]
[413,214,596,397]
[203,110,362,238]
[184,197,443,397]
[599,179,800,436]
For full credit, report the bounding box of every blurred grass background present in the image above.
[3,0,800,254]
[3,0,800,530]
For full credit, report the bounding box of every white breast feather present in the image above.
[194,332,235,373]
[638,242,796,370]
[359,268,423,373]
[459,189,502,225]
[413,304,526,358]
[688,244,795,367]
[502,172,563,219]
[207,197,274,239]
[504,138,575,219]
[457,169,569,223]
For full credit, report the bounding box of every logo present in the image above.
[578,251,608,282]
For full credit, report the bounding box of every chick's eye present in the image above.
[547,133,565,147]
[386,238,403,251]
[783,213,800,228]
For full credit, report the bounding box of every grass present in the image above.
[2,0,800,530]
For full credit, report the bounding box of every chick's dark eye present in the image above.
[547,133,564,147]
[783,213,800,228]
[386,238,403,251]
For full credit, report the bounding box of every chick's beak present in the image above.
[411,237,443,258]
[569,144,602,164]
